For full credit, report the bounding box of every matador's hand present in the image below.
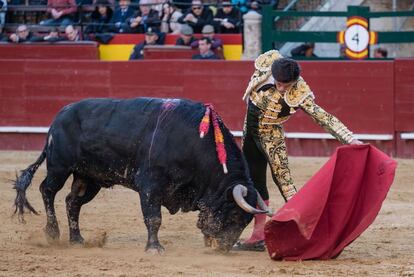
[350,139,363,145]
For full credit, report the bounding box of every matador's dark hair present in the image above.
[271,58,301,83]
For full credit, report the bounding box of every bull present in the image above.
[14,97,270,253]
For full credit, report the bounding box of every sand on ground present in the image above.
[0,151,413,277]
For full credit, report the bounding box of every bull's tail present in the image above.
[13,143,47,220]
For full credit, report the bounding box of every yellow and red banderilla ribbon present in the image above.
[198,104,228,174]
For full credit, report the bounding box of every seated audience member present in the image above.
[85,0,113,33]
[160,1,182,34]
[43,27,64,41]
[127,0,160,33]
[109,0,135,33]
[190,24,222,50]
[129,27,165,60]
[291,42,317,58]
[65,24,82,41]
[178,0,213,33]
[192,37,220,60]
[373,47,388,58]
[213,1,241,33]
[6,24,42,43]
[40,0,77,27]
[175,24,196,46]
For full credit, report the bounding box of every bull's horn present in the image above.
[256,190,273,217]
[232,185,267,214]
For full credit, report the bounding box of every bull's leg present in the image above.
[140,191,164,253]
[65,176,100,244]
[39,172,70,242]
[135,172,165,253]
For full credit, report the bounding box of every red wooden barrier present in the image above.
[0,42,100,60]
[0,59,413,157]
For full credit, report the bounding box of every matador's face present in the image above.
[275,80,296,93]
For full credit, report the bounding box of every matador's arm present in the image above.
[299,96,354,144]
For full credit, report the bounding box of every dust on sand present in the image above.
[0,151,413,276]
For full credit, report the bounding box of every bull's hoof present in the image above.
[145,243,165,255]
[69,234,85,245]
[44,224,60,243]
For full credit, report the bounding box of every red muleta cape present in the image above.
[264,144,397,261]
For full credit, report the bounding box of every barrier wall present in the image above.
[0,43,100,60]
[0,59,413,157]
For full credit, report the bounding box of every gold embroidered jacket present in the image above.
[243,50,354,144]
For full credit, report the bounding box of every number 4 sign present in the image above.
[338,16,377,59]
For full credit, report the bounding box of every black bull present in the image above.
[14,97,269,253]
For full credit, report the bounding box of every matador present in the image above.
[234,50,362,251]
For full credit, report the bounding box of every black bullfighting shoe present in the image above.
[232,240,266,252]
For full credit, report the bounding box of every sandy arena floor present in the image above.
[0,151,413,277]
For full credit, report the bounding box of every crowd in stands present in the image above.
[0,0,277,35]
[1,0,267,59]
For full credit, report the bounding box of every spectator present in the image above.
[43,27,64,41]
[160,2,183,34]
[192,37,220,60]
[40,0,78,27]
[65,24,82,41]
[6,24,42,43]
[213,1,241,33]
[290,42,317,58]
[109,0,135,33]
[178,0,213,33]
[129,27,165,60]
[175,24,196,46]
[373,47,388,58]
[190,24,223,50]
[85,0,113,34]
[127,0,160,33]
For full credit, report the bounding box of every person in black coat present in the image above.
[109,0,135,33]
[178,0,213,33]
[85,0,113,34]
[175,24,197,46]
[129,27,165,60]
[6,24,43,43]
[213,1,241,33]
[126,0,160,34]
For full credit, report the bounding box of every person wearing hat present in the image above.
[190,24,223,50]
[213,1,241,33]
[129,27,165,60]
[175,24,196,46]
[233,50,363,251]
[177,0,213,33]
[127,0,160,34]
